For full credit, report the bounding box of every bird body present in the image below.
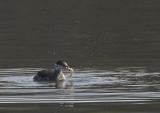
[33,60,73,81]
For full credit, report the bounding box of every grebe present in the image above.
[33,60,73,81]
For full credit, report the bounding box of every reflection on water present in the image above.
[0,67,160,103]
[0,67,160,112]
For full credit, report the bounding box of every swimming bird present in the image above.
[33,60,73,81]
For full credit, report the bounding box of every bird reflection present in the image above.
[34,80,75,107]
[55,80,74,108]
[55,80,73,89]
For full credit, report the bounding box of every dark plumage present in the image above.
[56,60,69,67]
[33,69,61,81]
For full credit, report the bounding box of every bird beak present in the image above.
[68,67,74,72]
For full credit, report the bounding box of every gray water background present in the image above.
[0,0,160,68]
[0,0,160,113]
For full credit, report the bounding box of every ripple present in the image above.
[0,67,159,103]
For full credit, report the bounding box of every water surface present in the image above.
[0,67,160,112]
[0,0,160,112]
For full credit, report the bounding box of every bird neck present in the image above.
[56,70,66,81]
[53,65,66,81]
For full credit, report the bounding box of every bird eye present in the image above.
[65,66,69,68]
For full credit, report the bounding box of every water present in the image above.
[1,0,160,112]
[0,67,160,112]
[1,0,160,68]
